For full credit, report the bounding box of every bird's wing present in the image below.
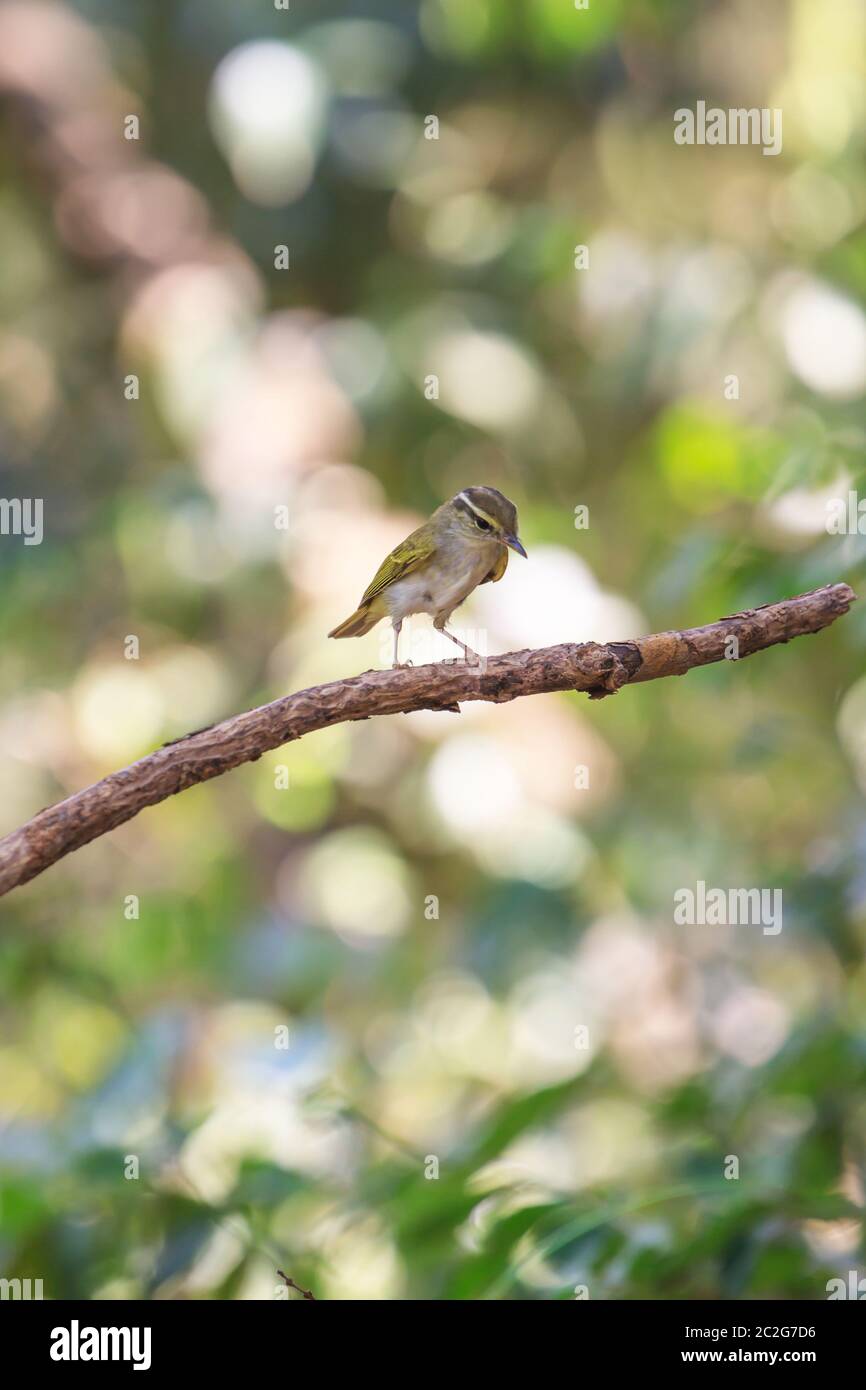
[360,526,437,606]
[480,548,509,584]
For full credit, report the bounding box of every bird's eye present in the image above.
[475,516,492,531]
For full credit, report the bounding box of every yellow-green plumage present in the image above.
[328,486,526,666]
[326,604,383,639]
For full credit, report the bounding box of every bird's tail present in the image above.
[328,605,380,639]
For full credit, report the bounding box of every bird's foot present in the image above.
[435,624,485,665]
[392,659,414,669]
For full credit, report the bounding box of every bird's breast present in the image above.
[385,544,498,621]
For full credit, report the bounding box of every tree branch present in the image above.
[0,583,855,900]
[277,1270,316,1301]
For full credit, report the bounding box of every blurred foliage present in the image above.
[0,0,865,1299]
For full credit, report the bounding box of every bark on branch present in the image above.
[0,583,855,901]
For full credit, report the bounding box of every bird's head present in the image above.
[447,486,527,556]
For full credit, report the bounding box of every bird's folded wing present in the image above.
[360,527,437,606]
[481,548,509,584]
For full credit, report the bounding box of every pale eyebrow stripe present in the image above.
[456,492,498,526]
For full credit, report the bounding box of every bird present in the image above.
[328,486,527,667]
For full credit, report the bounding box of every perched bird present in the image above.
[328,486,527,667]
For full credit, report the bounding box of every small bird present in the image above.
[328,486,527,667]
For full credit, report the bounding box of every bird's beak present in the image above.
[504,533,527,558]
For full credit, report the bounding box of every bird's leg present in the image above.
[435,621,483,665]
[392,620,412,669]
